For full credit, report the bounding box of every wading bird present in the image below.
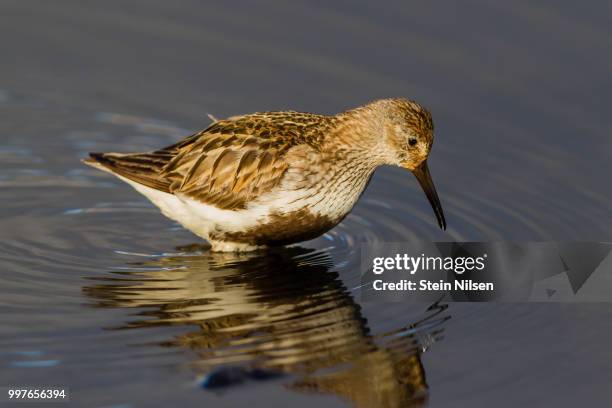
[84,98,446,251]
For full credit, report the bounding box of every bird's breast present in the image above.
[207,170,374,246]
[207,155,377,246]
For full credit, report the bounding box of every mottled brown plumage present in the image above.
[89,111,335,210]
[84,98,446,251]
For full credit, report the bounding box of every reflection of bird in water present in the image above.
[83,99,446,251]
[84,246,449,408]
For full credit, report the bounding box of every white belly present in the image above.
[117,166,372,251]
[121,176,257,240]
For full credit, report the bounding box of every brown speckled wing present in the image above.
[88,111,333,210]
[168,141,289,210]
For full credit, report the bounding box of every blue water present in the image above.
[1,1,611,407]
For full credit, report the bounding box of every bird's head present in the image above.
[373,98,447,230]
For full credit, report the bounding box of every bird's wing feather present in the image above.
[85,112,331,210]
[167,140,289,210]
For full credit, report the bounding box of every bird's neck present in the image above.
[326,106,389,169]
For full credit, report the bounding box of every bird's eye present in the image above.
[408,138,417,146]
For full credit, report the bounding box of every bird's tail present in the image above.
[82,152,173,192]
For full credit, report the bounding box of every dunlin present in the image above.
[84,98,446,251]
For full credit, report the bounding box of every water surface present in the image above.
[1,1,611,407]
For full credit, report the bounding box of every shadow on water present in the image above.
[83,246,450,408]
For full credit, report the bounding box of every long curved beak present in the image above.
[412,161,447,230]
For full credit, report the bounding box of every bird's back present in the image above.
[84,111,337,210]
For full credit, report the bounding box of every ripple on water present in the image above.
[1,90,610,406]
[82,247,450,406]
